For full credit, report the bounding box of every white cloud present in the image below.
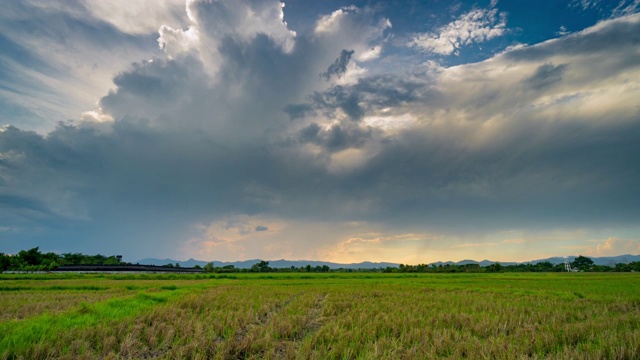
[1,4,639,262]
[570,0,601,11]
[0,1,160,132]
[158,25,200,58]
[81,0,187,34]
[410,13,640,145]
[564,236,640,257]
[80,107,114,123]
[409,7,507,55]
[557,25,570,36]
[594,237,640,256]
[313,7,391,62]
[314,6,357,34]
[161,0,297,72]
[611,0,640,18]
[362,113,417,131]
[357,45,383,62]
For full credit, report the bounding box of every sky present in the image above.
[1,0,639,264]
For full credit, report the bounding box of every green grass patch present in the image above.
[1,273,639,358]
[0,282,206,357]
[0,285,108,292]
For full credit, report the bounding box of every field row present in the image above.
[1,273,639,359]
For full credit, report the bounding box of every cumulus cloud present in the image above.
[562,236,640,257]
[313,7,391,61]
[0,1,397,257]
[157,0,296,73]
[158,25,200,58]
[357,45,383,62]
[81,0,187,34]
[306,74,428,122]
[0,4,639,262]
[284,12,640,230]
[409,6,507,55]
[297,121,372,152]
[0,0,161,132]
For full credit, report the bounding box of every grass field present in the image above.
[1,273,639,359]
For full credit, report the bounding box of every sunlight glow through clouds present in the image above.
[363,113,416,131]
[0,1,638,263]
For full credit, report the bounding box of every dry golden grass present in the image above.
[1,273,639,359]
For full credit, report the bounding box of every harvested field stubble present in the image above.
[0,273,639,359]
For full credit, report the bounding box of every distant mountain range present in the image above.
[136,258,399,269]
[429,255,640,268]
[136,254,640,269]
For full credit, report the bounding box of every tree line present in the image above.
[197,257,640,273]
[2,248,640,273]
[0,247,124,272]
[388,256,640,273]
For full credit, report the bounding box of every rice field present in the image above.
[1,273,639,359]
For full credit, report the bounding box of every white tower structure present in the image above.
[564,257,575,272]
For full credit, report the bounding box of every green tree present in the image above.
[204,262,215,273]
[535,261,554,271]
[0,253,10,272]
[104,256,121,265]
[487,262,502,273]
[62,253,84,265]
[18,247,43,266]
[251,260,271,272]
[572,256,594,271]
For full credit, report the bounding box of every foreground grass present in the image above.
[0,273,639,359]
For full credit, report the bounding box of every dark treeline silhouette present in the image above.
[0,247,125,272]
[2,248,640,273]
[201,257,640,273]
[387,256,640,273]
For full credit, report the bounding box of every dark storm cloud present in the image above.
[100,56,210,122]
[3,12,639,233]
[283,104,315,120]
[526,63,568,90]
[350,119,640,229]
[298,123,321,141]
[309,74,429,121]
[1,3,639,259]
[0,119,289,255]
[0,194,53,215]
[310,86,364,120]
[297,122,372,152]
[321,49,355,80]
